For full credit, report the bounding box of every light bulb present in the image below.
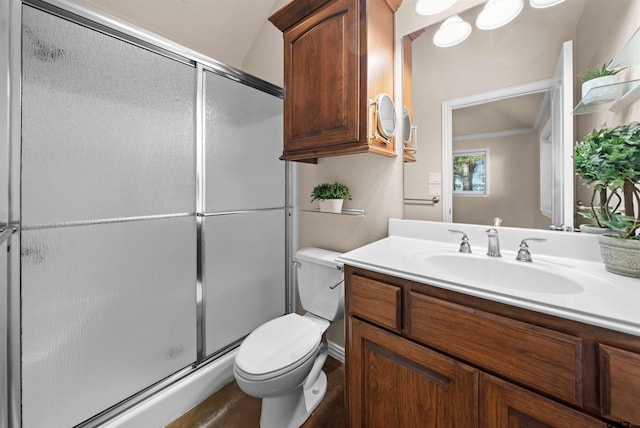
[433,15,472,47]
[476,0,524,30]
[530,0,565,8]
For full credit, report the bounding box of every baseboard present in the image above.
[100,351,236,428]
[328,341,345,363]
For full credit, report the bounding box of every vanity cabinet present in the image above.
[349,317,478,427]
[269,0,400,163]
[345,266,640,427]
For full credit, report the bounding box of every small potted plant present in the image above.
[574,122,640,277]
[578,61,624,105]
[311,182,351,213]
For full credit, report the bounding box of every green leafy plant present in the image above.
[310,182,351,202]
[574,122,640,239]
[599,212,640,240]
[578,61,623,83]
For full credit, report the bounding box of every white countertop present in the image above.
[338,219,640,337]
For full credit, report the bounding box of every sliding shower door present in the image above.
[20,7,197,428]
[202,70,286,356]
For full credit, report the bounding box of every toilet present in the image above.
[233,247,344,428]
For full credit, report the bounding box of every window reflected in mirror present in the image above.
[453,149,488,195]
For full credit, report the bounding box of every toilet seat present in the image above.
[235,313,322,381]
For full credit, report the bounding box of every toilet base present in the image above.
[260,370,328,428]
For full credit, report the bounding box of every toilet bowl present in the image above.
[233,248,344,428]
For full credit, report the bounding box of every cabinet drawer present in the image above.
[350,275,401,332]
[409,292,583,405]
[481,374,604,427]
[599,344,640,425]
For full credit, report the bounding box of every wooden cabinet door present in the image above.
[599,344,640,425]
[347,317,478,427]
[480,374,607,428]
[282,0,359,157]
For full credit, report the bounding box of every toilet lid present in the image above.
[236,313,322,376]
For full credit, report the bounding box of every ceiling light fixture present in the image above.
[529,0,566,8]
[416,0,458,16]
[476,0,524,30]
[433,15,472,47]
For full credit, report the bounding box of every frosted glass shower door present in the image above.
[21,7,197,428]
[202,70,285,355]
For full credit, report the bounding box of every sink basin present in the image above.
[420,253,585,295]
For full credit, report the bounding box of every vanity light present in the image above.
[476,0,524,30]
[433,15,472,47]
[416,0,458,16]
[529,0,565,8]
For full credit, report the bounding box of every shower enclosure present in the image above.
[1,1,293,427]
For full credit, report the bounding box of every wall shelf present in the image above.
[574,26,640,115]
[301,208,366,216]
[610,26,640,70]
[573,79,640,115]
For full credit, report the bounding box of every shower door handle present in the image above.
[0,225,17,245]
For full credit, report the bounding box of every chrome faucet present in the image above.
[448,229,472,253]
[516,238,547,262]
[486,228,501,257]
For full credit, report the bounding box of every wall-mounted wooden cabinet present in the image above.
[269,0,401,163]
[345,266,640,427]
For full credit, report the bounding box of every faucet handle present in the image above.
[448,229,472,253]
[516,238,547,262]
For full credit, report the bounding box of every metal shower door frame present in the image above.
[0,0,293,426]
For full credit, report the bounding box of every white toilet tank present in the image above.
[295,247,344,321]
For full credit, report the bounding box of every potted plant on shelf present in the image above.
[311,182,351,214]
[578,61,624,105]
[574,122,640,277]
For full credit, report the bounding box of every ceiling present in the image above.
[71,0,289,69]
[453,93,548,137]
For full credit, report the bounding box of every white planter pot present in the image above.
[581,75,618,105]
[598,235,640,278]
[319,199,344,214]
[579,224,612,235]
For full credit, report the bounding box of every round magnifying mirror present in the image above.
[402,106,412,146]
[376,94,396,139]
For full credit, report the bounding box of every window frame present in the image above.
[452,148,490,196]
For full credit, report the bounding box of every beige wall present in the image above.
[297,152,404,347]
[241,0,290,86]
[452,133,542,229]
[574,0,640,225]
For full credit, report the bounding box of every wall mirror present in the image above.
[402,106,412,145]
[371,93,397,142]
[401,0,640,231]
[369,94,396,143]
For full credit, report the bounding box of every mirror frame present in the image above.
[374,93,397,140]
